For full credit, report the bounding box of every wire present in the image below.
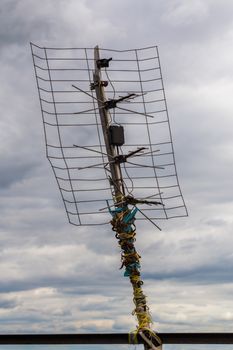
[105,67,119,125]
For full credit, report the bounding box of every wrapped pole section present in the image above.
[109,205,162,349]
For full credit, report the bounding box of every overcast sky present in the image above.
[1,1,233,350]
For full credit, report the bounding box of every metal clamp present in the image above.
[96,57,112,68]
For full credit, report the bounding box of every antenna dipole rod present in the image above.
[93,46,124,202]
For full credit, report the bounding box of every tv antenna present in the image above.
[31,43,188,350]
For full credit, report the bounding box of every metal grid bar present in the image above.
[1,333,233,345]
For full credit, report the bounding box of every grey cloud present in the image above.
[0,158,39,190]
[0,298,17,309]
[0,1,53,48]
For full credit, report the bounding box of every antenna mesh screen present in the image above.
[31,44,188,226]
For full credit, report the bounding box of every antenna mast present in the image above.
[93,46,161,350]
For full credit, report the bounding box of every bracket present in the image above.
[90,81,108,90]
[96,57,112,68]
[104,93,137,110]
[104,99,117,110]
